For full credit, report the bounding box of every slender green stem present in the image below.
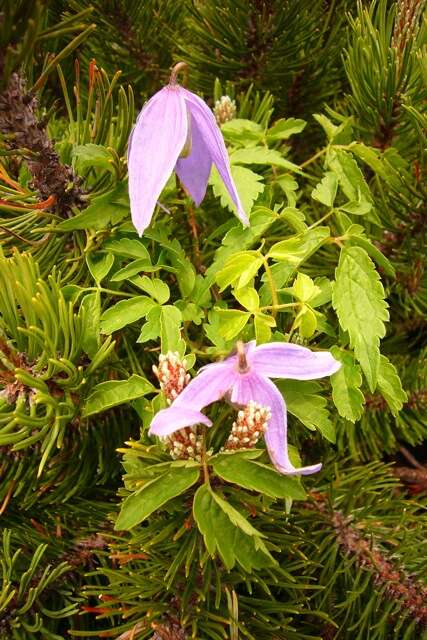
[261,255,279,318]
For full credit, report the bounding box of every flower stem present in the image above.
[170,61,189,86]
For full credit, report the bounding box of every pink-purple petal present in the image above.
[232,372,322,476]
[181,88,249,227]
[128,86,188,236]
[175,112,212,206]
[251,342,341,380]
[174,362,238,412]
[149,406,211,437]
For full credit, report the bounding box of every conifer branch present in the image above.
[0,73,84,216]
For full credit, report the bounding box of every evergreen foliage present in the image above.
[0,0,426,638]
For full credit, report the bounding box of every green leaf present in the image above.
[103,237,150,261]
[193,484,275,571]
[279,207,306,233]
[278,380,335,442]
[254,312,275,343]
[233,286,259,311]
[268,227,330,264]
[377,355,407,417]
[210,165,264,217]
[230,147,302,173]
[137,305,161,343]
[348,236,395,277]
[58,183,129,230]
[327,149,373,209]
[314,114,353,144]
[311,172,338,207]
[330,347,365,422]
[216,251,263,291]
[80,291,101,358]
[110,259,154,281]
[136,276,170,304]
[212,308,251,341]
[220,119,264,145]
[339,199,372,215]
[83,374,154,417]
[292,273,319,303]
[266,117,306,141]
[115,465,200,530]
[212,452,306,499]
[160,305,183,353]
[332,246,389,391]
[72,144,114,173]
[295,305,317,339]
[86,252,114,283]
[100,296,156,334]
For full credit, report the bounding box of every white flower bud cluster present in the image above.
[165,426,203,462]
[213,96,237,125]
[225,400,271,450]
[152,351,190,404]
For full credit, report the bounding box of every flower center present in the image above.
[236,340,250,373]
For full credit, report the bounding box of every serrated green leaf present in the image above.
[100,296,155,334]
[278,380,335,442]
[210,165,264,218]
[348,236,395,277]
[83,374,154,417]
[330,347,365,422]
[212,452,306,499]
[311,172,338,207]
[332,246,389,391]
[377,355,407,417]
[115,465,200,530]
[327,149,373,209]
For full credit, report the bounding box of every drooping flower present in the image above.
[149,341,341,476]
[128,63,249,236]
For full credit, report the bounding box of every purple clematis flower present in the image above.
[149,341,341,476]
[128,62,249,236]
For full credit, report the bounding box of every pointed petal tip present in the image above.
[275,461,322,476]
[149,406,212,438]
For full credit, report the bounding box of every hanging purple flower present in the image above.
[128,62,249,236]
[149,341,341,476]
